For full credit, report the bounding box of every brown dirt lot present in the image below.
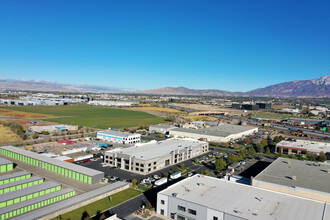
[181,115,218,122]
[0,109,50,119]
[173,103,243,115]
[124,106,185,114]
[0,125,21,144]
[0,118,50,130]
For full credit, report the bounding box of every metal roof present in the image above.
[254,157,330,194]
[276,140,330,153]
[0,157,12,166]
[106,138,206,161]
[1,146,104,177]
[171,124,257,137]
[159,175,329,220]
[0,171,30,182]
[12,182,129,220]
[0,181,60,203]
[0,188,75,215]
[97,130,140,138]
[0,176,43,190]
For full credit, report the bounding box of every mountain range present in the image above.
[0,76,329,97]
[0,79,124,93]
[135,76,330,98]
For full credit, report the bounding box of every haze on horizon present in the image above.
[0,0,329,92]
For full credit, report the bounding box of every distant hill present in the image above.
[135,76,330,97]
[0,75,329,97]
[134,86,243,96]
[0,79,124,93]
[246,75,330,98]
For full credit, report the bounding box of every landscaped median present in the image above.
[52,188,142,220]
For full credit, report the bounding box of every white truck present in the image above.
[170,172,181,180]
[153,178,168,187]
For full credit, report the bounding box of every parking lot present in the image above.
[79,152,215,182]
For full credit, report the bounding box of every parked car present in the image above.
[187,172,194,177]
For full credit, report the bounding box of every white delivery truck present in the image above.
[170,172,181,180]
[153,178,168,187]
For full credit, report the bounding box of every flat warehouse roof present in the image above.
[98,130,140,138]
[0,157,12,166]
[0,188,75,215]
[0,176,43,190]
[171,124,257,137]
[0,146,104,177]
[277,140,330,153]
[159,175,328,220]
[107,138,206,161]
[0,171,30,182]
[0,181,60,203]
[254,158,330,194]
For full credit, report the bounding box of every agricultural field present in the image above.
[253,112,302,120]
[0,125,20,144]
[125,106,185,114]
[0,106,165,129]
[0,108,49,119]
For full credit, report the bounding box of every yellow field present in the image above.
[125,106,185,114]
[0,108,50,119]
[0,125,20,144]
[181,115,218,121]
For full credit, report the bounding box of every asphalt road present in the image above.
[92,194,149,219]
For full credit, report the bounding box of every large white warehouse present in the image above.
[157,175,329,220]
[169,124,258,142]
[97,130,141,144]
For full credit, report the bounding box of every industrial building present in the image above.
[0,96,86,106]
[0,158,13,173]
[149,124,177,133]
[0,188,75,220]
[97,130,141,144]
[0,146,104,184]
[252,157,330,203]
[157,175,329,220]
[29,124,79,133]
[169,124,258,142]
[0,176,44,194]
[0,172,31,185]
[88,100,139,106]
[275,140,330,155]
[104,138,208,175]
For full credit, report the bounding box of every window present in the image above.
[188,209,196,215]
[213,217,218,220]
[160,209,164,215]
[178,205,186,212]
[161,200,165,205]
[177,215,185,220]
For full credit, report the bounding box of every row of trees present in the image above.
[1,121,27,140]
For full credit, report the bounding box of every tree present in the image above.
[215,158,227,170]
[180,163,185,170]
[248,147,256,155]
[132,179,137,187]
[164,172,169,178]
[201,169,210,176]
[81,211,91,220]
[318,151,327,162]
[32,133,39,139]
[256,144,264,153]
[227,153,238,163]
[265,147,270,153]
[233,143,240,149]
[260,139,268,147]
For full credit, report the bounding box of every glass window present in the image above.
[188,209,196,215]
[178,205,186,212]
[161,200,165,205]
[177,215,185,220]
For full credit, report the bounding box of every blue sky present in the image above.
[0,0,329,91]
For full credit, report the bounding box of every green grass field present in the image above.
[0,105,165,129]
[51,188,142,220]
